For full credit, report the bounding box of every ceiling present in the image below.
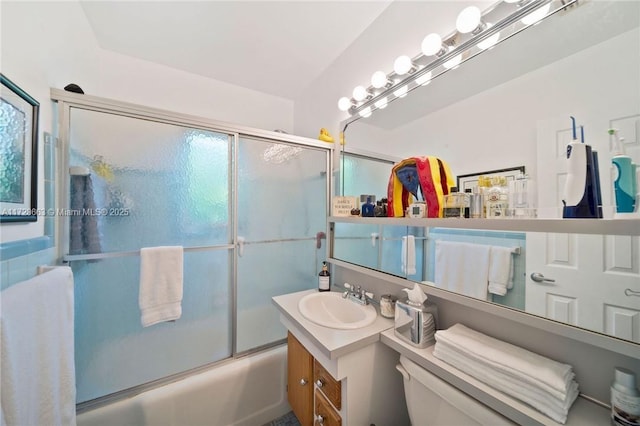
[80,1,392,100]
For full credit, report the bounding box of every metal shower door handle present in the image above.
[530,272,556,283]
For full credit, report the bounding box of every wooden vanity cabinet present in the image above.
[287,332,342,426]
[288,332,314,426]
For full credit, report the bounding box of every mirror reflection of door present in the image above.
[528,113,640,343]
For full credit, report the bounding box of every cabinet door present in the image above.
[315,389,342,426]
[288,332,314,426]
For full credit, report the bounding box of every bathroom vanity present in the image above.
[273,290,409,426]
[274,289,613,426]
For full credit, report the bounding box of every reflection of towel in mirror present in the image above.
[69,175,101,255]
[435,240,490,300]
[488,246,515,296]
[401,236,416,275]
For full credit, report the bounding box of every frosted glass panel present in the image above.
[237,138,327,241]
[73,250,231,403]
[333,224,426,280]
[340,153,393,201]
[236,137,327,353]
[236,241,323,352]
[333,222,381,270]
[69,108,230,253]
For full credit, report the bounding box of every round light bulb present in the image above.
[374,97,388,109]
[352,85,368,102]
[371,71,388,89]
[359,107,372,118]
[477,24,500,50]
[521,3,550,25]
[337,97,352,111]
[393,85,408,98]
[456,6,482,34]
[421,33,443,56]
[394,55,413,75]
[415,71,433,86]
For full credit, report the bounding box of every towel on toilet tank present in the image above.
[433,323,579,424]
[139,246,184,327]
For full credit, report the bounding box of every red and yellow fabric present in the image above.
[386,156,455,218]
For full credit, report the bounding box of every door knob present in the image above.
[530,272,556,283]
[315,379,324,388]
[315,414,325,424]
[300,378,308,386]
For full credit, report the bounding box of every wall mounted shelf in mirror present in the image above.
[329,216,640,236]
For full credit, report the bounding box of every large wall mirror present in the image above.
[335,0,640,346]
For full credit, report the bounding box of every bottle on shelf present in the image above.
[485,176,508,219]
[361,196,375,217]
[443,187,469,218]
[318,261,330,292]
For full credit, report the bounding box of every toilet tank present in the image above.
[397,356,515,426]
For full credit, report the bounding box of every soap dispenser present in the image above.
[394,283,438,348]
[318,261,330,292]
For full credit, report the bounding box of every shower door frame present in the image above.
[51,88,333,408]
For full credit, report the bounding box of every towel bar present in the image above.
[63,236,319,262]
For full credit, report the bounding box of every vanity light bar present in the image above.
[338,0,579,122]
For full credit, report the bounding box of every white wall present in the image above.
[0,1,294,243]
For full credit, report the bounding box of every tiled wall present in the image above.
[425,228,526,310]
[0,132,57,290]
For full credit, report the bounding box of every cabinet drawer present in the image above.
[315,388,342,426]
[313,359,341,410]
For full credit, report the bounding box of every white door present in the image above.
[526,114,640,343]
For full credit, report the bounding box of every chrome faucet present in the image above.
[342,283,373,305]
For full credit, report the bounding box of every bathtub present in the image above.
[77,345,290,426]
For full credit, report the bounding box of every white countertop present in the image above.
[272,289,394,360]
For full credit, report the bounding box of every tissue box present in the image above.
[394,300,437,348]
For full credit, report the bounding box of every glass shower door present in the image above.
[68,108,233,402]
[236,137,328,353]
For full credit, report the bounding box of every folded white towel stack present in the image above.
[1,267,76,426]
[488,246,516,296]
[139,246,184,327]
[433,323,579,424]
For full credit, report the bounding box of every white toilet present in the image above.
[396,355,515,425]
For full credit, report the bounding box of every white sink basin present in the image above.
[298,292,377,330]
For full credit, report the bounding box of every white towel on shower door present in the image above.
[139,246,184,327]
[1,267,76,426]
[434,240,491,300]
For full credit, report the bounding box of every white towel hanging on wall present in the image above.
[435,240,491,300]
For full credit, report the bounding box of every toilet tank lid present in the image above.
[398,355,515,425]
